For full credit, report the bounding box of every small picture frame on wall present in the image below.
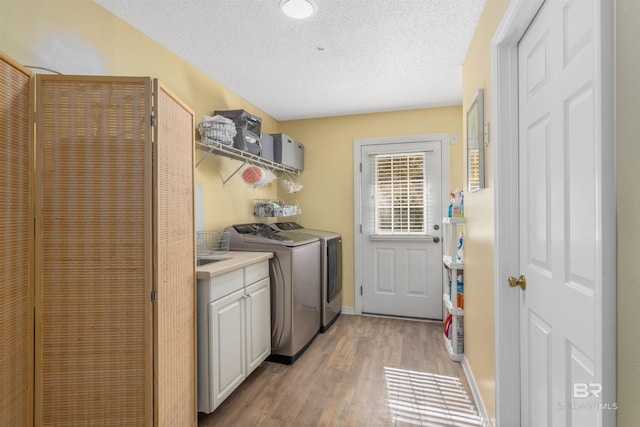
[467,89,485,192]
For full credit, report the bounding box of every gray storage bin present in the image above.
[261,133,274,162]
[271,133,304,171]
[213,109,262,136]
[234,128,261,156]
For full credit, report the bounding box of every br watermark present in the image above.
[557,383,618,411]
[573,383,603,399]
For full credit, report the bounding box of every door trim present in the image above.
[491,0,616,425]
[353,134,450,316]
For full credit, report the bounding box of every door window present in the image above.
[370,151,436,236]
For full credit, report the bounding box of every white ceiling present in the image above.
[94,0,486,121]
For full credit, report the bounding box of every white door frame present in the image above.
[354,134,450,316]
[491,0,616,425]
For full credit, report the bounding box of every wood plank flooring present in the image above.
[198,315,483,427]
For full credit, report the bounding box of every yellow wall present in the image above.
[279,107,462,308]
[616,0,640,424]
[0,0,279,230]
[461,1,509,423]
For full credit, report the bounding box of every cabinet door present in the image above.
[209,289,245,411]
[245,278,271,375]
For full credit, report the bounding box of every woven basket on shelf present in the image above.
[198,116,236,146]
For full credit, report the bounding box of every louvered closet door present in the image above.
[35,76,154,426]
[153,81,196,426]
[0,54,33,426]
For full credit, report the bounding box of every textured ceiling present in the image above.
[94,0,486,121]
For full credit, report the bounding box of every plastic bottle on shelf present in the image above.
[456,232,464,262]
[448,192,454,217]
[457,316,464,351]
[452,189,463,217]
[444,314,452,338]
[457,275,464,309]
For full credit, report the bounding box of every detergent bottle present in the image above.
[452,189,463,217]
[456,275,464,309]
[448,192,454,217]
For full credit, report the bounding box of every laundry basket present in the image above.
[198,115,236,146]
[196,230,230,256]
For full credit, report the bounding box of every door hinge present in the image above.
[359,163,362,173]
[360,286,363,296]
[360,224,362,234]
[150,115,157,127]
[151,290,158,302]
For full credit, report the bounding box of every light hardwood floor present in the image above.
[198,315,482,427]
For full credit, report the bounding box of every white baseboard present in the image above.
[462,356,493,427]
[340,307,356,315]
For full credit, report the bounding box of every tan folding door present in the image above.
[0,52,34,427]
[33,75,196,426]
[35,75,155,425]
[1,58,195,426]
[153,80,196,425]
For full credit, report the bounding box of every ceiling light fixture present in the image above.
[280,0,317,19]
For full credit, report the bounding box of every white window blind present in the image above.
[370,152,434,234]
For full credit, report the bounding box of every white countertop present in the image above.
[196,251,273,280]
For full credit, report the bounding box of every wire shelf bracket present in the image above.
[195,139,300,186]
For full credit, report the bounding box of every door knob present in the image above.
[433,236,440,243]
[508,275,527,291]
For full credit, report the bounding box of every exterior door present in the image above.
[517,1,611,425]
[359,139,442,319]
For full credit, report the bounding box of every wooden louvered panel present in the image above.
[0,53,33,426]
[35,76,153,426]
[154,81,196,426]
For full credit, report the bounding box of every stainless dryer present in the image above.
[273,222,342,332]
[227,223,321,364]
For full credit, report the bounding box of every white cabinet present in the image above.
[442,217,464,361]
[245,278,271,374]
[209,288,246,410]
[197,260,271,413]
